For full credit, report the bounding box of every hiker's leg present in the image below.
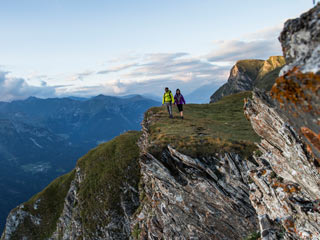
[168,103,173,116]
[166,103,170,115]
[166,103,172,117]
[178,104,183,117]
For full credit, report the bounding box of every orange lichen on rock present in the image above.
[301,127,320,152]
[270,67,320,112]
[261,169,267,176]
[283,218,296,233]
[272,181,300,193]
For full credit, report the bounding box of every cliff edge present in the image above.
[244,4,320,240]
[1,93,261,240]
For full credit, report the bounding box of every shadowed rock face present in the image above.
[245,92,320,240]
[131,114,258,240]
[244,4,320,240]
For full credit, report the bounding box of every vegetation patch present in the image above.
[10,170,75,240]
[77,131,142,235]
[243,231,260,240]
[132,223,142,239]
[145,92,260,159]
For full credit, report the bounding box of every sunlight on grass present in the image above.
[146,92,259,158]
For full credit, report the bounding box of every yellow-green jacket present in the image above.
[162,90,174,104]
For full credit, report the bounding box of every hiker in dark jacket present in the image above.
[162,87,174,118]
[174,89,186,119]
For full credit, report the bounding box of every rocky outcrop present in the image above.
[50,165,139,240]
[131,113,258,240]
[244,4,320,240]
[1,131,142,240]
[210,56,285,103]
[245,92,320,240]
[3,4,319,240]
[279,4,320,75]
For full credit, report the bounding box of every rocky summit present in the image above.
[210,56,286,103]
[1,4,320,240]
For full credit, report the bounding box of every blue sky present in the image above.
[0,0,314,101]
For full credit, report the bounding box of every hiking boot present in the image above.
[169,115,173,119]
[181,116,184,119]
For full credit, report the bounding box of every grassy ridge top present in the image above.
[146,92,260,158]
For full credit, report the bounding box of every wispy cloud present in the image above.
[97,63,138,74]
[71,70,95,81]
[207,39,281,62]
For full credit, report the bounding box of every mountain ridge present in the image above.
[2,4,320,239]
[1,92,261,239]
[0,94,159,233]
[210,56,285,103]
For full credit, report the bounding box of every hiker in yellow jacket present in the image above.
[162,87,174,118]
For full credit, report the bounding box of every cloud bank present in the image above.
[0,71,57,102]
[2,25,283,100]
[207,39,281,62]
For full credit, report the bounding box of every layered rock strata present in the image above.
[131,113,258,240]
[244,4,320,239]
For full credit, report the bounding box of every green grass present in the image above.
[10,170,75,240]
[132,223,142,239]
[77,131,142,235]
[243,231,260,240]
[146,91,260,158]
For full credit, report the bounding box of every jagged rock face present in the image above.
[274,4,320,160]
[244,92,320,240]
[242,5,320,240]
[132,117,258,240]
[210,56,285,103]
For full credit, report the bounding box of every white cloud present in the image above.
[97,63,138,74]
[243,25,283,40]
[2,24,284,100]
[207,39,281,62]
[207,25,282,63]
[0,70,57,101]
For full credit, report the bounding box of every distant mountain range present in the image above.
[185,83,220,103]
[0,94,159,232]
[210,56,285,103]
